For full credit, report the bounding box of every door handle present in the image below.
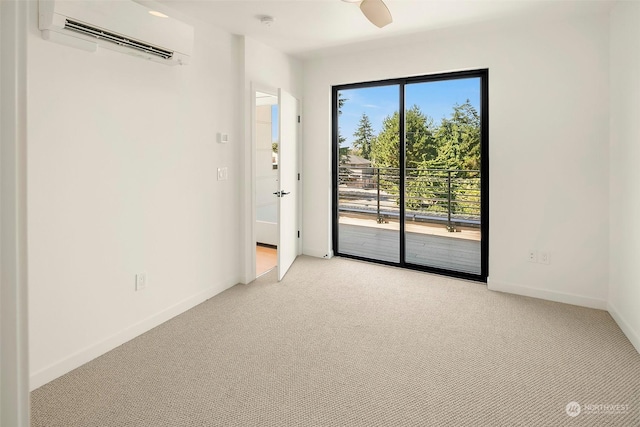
[273,191,291,198]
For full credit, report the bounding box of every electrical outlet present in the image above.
[528,250,538,263]
[539,251,550,265]
[135,273,147,291]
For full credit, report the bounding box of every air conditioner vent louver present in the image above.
[39,0,193,65]
[64,19,173,60]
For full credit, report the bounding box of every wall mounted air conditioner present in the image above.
[38,0,194,65]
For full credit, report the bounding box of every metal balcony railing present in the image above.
[338,166,481,231]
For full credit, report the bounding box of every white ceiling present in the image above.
[159,0,613,58]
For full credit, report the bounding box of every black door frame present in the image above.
[331,69,489,282]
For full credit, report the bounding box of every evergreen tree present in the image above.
[341,98,481,216]
[369,102,481,213]
[337,92,351,183]
[352,113,375,160]
[370,111,400,168]
[424,100,481,215]
[370,105,437,168]
[370,106,438,207]
[428,100,480,172]
[337,92,349,165]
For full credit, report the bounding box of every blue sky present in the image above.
[338,78,480,149]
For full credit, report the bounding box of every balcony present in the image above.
[337,166,481,274]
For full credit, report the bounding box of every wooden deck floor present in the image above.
[338,223,481,275]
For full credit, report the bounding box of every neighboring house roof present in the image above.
[346,155,372,166]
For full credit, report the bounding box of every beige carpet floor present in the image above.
[31,256,640,426]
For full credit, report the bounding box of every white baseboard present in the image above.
[30,278,238,390]
[487,279,608,310]
[607,302,640,354]
[302,247,332,259]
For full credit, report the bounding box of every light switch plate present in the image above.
[135,273,147,291]
[217,167,228,181]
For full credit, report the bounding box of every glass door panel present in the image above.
[336,85,400,263]
[403,78,482,274]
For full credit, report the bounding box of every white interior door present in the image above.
[277,88,299,281]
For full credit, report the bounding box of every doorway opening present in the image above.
[255,91,279,276]
[332,69,488,282]
[249,86,300,282]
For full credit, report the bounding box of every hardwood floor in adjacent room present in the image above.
[256,244,277,276]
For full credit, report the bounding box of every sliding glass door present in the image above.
[332,70,488,281]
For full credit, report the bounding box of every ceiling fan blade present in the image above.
[359,0,392,28]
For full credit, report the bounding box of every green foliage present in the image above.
[426,101,480,173]
[352,113,375,160]
[405,105,438,169]
[367,101,481,216]
[370,105,438,169]
[337,92,351,183]
[337,92,349,165]
[337,91,482,218]
[371,112,400,168]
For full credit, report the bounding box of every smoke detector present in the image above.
[259,15,275,26]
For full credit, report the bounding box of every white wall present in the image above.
[241,37,302,282]
[27,2,243,388]
[243,37,303,98]
[302,11,610,307]
[608,1,640,353]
